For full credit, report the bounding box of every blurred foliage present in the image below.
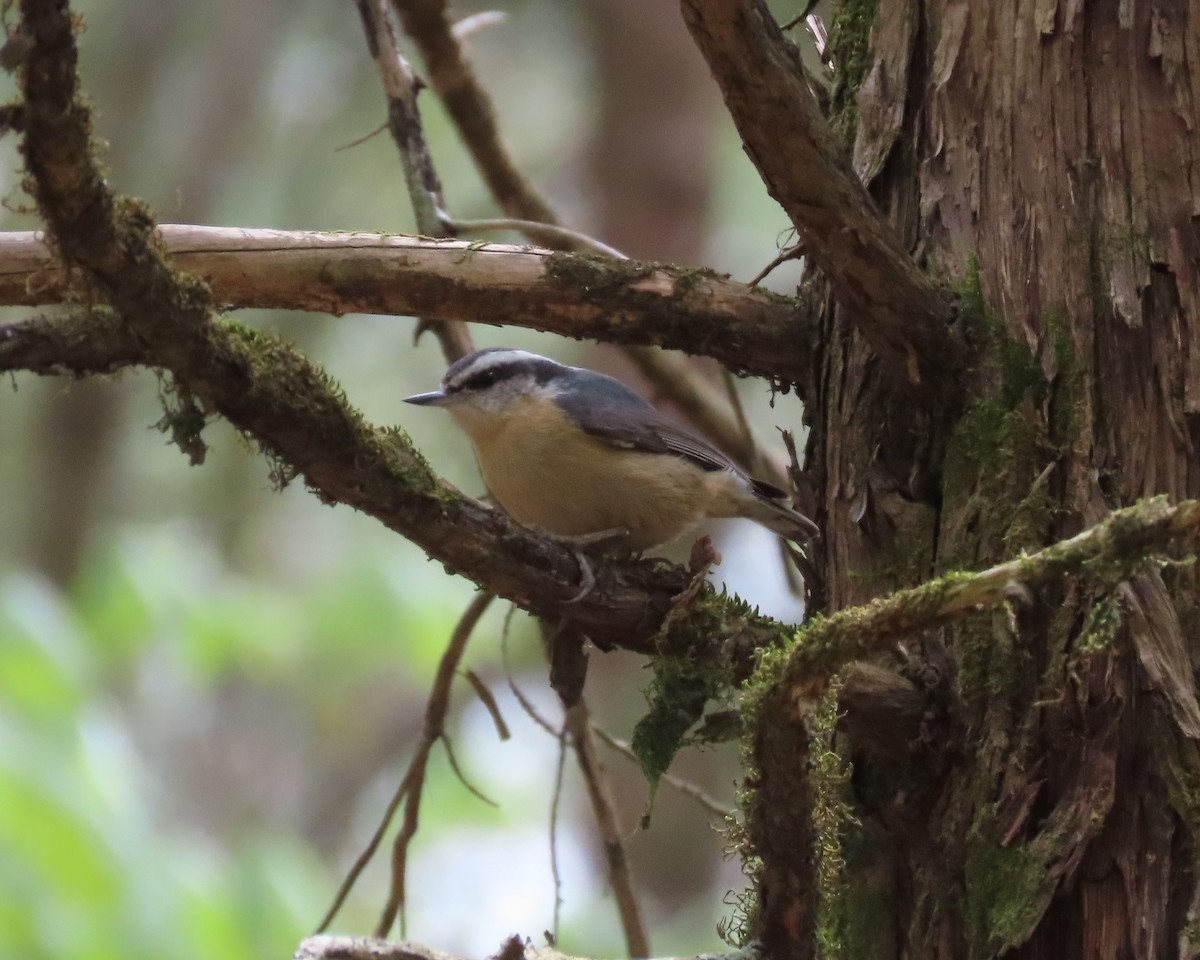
[0,0,817,957]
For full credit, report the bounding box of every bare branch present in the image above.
[590,725,732,819]
[389,0,561,230]
[0,309,738,655]
[0,226,816,385]
[0,308,142,375]
[317,592,494,936]
[680,0,957,386]
[355,0,471,361]
[563,698,651,958]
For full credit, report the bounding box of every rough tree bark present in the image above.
[747,1,1200,958]
[3,1,1200,959]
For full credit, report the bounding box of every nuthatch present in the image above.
[404,348,819,552]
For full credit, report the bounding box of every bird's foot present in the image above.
[554,528,631,604]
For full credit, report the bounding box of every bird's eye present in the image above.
[464,368,502,391]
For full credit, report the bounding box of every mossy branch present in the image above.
[0,306,707,651]
[756,495,1200,705]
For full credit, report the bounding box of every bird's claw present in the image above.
[557,527,630,604]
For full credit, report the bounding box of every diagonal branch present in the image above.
[0,307,701,652]
[763,496,1200,695]
[355,0,471,361]
[389,0,563,236]
[680,0,957,386]
[0,225,817,385]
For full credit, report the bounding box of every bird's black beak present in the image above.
[403,390,450,406]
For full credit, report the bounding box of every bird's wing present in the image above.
[556,368,758,478]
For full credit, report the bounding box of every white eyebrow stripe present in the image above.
[443,350,566,391]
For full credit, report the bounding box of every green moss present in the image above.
[811,679,858,958]
[154,375,208,466]
[671,266,723,298]
[963,830,1049,957]
[544,252,653,296]
[632,585,781,795]
[826,0,880,140]
[1074,592,1122,654]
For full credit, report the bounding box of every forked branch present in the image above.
[680,0,956,386]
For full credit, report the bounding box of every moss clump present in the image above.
[632,584,780,795]
[963,829,1050,957]
[811,678,858,958]
[825,0,880,140]
[670,266,723,298]
[544,252,653,297]
[154,375,208,465]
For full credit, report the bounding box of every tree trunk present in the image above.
[801,2,1200,957]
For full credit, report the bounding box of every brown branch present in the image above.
[0,308,143,375]
[563,698,651,958]
[317,592,494,936]
[766,496,1200,695]
[0,308,710,653]
[0,226,816,385]
[355,0,471,361]
[389,0,562,233]
[680,0,957,386]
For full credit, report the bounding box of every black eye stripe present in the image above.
[459,367,502,392]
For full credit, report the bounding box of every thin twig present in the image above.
[316,592,494,934]
[390,0,561,230]
[549,721,569,944]
[312,591,495,936]
[373,590,495,937]
[563,698,651,957]
[501,611,560,738]
[441,734,499,807]
[745,241,805,288]
[355,0,472,362]
[462,668,511,740]
[450,10,506,42]
[437,211,628,260]
[335,121,389,152]
[590,725,732,819]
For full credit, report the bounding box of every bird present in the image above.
[404,348,819,553]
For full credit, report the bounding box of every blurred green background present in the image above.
[0,1,815,957]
